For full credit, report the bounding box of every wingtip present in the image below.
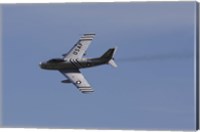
[80,33,96,40]
[81,91,94,94]
[84,33,96,36]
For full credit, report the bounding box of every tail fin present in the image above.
[101,47,117,68]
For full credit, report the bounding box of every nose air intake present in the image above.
[39,62,43,68]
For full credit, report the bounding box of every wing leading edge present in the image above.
[63,33,95,60]
[59,69,94,93]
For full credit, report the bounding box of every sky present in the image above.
[1,2,198,130]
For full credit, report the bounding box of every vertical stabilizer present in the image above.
[101,47,117,68]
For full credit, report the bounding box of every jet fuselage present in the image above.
[40,58,107,70]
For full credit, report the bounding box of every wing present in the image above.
[63,33,95,60]
[59,69,94,93]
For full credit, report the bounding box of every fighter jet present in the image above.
[39,33,117,93]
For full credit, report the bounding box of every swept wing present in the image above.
[59,69,94,93]
[63,33,95,60]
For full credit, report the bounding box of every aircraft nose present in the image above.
[39,62,43,68]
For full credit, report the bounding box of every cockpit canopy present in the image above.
[47,58,65,63]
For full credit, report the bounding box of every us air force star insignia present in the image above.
[76,80,81,84]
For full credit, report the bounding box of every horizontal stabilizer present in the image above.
[108,59,117,68]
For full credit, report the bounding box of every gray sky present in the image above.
[2,2,198,130]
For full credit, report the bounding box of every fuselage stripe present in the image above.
[70,59,78,68]
[75,59,84,67]
[72,59,81,68]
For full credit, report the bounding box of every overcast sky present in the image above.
[2,2,198,130]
